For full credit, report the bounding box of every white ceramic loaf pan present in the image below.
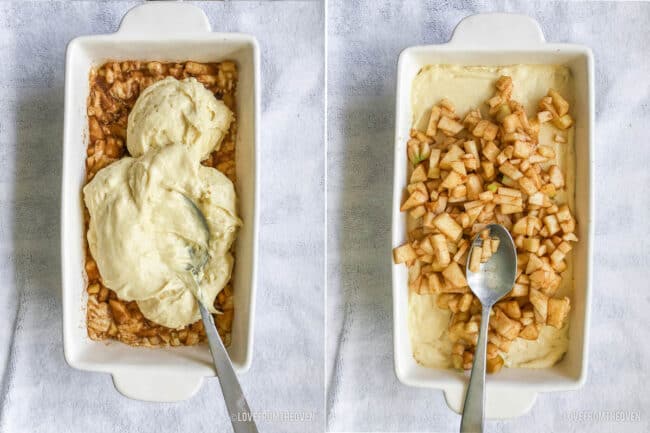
[392,13,594,418]
[61,2,259,402]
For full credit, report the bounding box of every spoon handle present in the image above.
[460,305,491,433]
[199,303,259,433]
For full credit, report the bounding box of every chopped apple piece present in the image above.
[537,110,553,123]
[526,253,544,274]
[478,190,494,202]
[522,311,537,326]
[529,288,548,323]
[453,239,470,264]
[496,75,513,92]
[528,191,548,207]
[481,161,496,180]
[439,281,469,294]
[410,205,426,219]
[431,234,451,267]
[556,204,572,222]
[450,160,466,175]
[548,89,569,116]
[109,300,130,324]
[450,186,467,201]
[543,214,561,236]
[419,237,434,255]
[513,140,533,159]
[426,106,442,137]
[510,283,529,297]
[486,355,504,374]
[465,174,483,200]
[538,95,556,114]
[393,243,417,263]
[483,122,499,141]
[500,204,523,215]
[502,113,520,133]
[407,181,424,195]
[464,200,483,210]
[494,194,521,207]
[466,206,483,226]
[552,113,574,130]
[433,212,463,241]
[436,293,455,310]
[526,217,541,237]
[408,139,431,165]
[458,293,473,313]
[464,140,480,161]
[499,162,523,180]
[400,189,428,211]
[442,262,468,288]
[439,144,465,169]
[547,297,571,328]
[550,248,565,265]
[464,109,483,129]
[410,164,427,183]
[473,119,497,140]
[563,232,578,242]
[422,212,435,229]
[482,141,500,163]
[548,165,565,188]
[498,300,522,319]
[487,94,503,108]
[523,237,540,253]
[519,324,539,340]
[439,98,455,112]
[491,308,522,340]
[518,176,537,195]
[438,116,464,136]
[512,217,527,235]
[557,241,572,254]
[441,170,465,190]
[497,187,521,198]
[428,273,444,293]
[537,145,556,159]
[434,194,448,214]
[471,119,488,137]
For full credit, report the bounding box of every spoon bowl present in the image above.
[465,224,518,304]
[460,223,517,433]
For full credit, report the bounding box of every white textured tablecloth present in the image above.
[327,1,650,432]
[0,1,323,433]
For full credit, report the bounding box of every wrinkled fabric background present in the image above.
[327,1,650,432]
[0,1,324,433]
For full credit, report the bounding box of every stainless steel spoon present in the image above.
[460,224,517,433]
[181,194,259,433]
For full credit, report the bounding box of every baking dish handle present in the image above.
[444,386,538,419]
[449,13,545,47]
[118,2,212,35]
[112,371,204,402]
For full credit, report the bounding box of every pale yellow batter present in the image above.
[85,77,240,329]
[127,77,233,161]
[408,64,575,369]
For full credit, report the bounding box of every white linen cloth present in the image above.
[0,2,324,432]
[327,1,650,432]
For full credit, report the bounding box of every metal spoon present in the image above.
[460,224,517,433]
[181,194,259,433]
